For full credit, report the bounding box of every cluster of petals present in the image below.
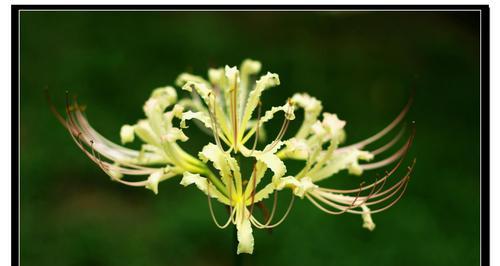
[52,59,415,254]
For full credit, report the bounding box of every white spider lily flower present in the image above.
[177,62,292,155]
[181,143,293,254]
[52,59,416,255]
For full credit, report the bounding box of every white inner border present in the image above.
[7,1,493,265]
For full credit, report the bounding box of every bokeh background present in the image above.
[20,11,480,266]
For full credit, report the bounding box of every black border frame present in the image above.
[11,5,490,266]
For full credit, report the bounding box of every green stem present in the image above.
[206,170,228,197]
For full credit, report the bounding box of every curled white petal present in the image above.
[291,93,323,139]
[145,170,164,194]
[361,204,376,231]
[150,86,178,111]
[162,127,189,142]
[180,110,212,129]
[199,143,236,189]
[239,72,280,137]
[277,176,318,198]
[182,81,212,104]
[176,73,210,87]
[238,59,262,117]
[322,113,346,143]
[225,65,240,86]
[310,148,374,181]
[281,138,309,159]
[134,120,160,145]
[180,172,229,204]
[236,216,254,254]
[240,59,261,75]
[208,68,225,86]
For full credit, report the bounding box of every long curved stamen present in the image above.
[363,160,415,203]
[90,139,107,173]
[363,175,411,206]
[63,94,162,172]
[89,140,155,177]
[371,126,406,156]
[309,177,380,215]
[72,100,155,163]
[368,176,411,213]
[63,95,165,187]
[314,164,413,215]
[207,92,226,152]
[318,172,406,208]
[337,96,413,152]
[65,97,109,171]
[251,192,295,229]
[311,182,366,215]
[86,135,157,178]
[321,125,414,194]
[361,123,415,170]
[249,101,262,156]
[347,175,411,214]
[306,193,340,215]
[264,190,279,225]
[361,139,409,170]
[228,179,236,224]
[75,125,158,174]
[247,162,258,219]
[65,92,83,135]
[44,89,68,126]
[263,101,293,153]
[348,178,384,209]
[71,130,151,185]
[207,180,234,229]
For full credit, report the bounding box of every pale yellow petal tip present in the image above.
[208,68,224,84]
[151,86,177,103]
[361,205,376,231]
[181,82,194,92]
[363,221,376,231]
[236,219,254,254]
[143,87,178,115]
[175,73,189,86]
[347,163,363,176]
[241,59,262,74]
[277,176,317,198]
[322,113,346,135]
[291,93,322,112]
[284,101,296,120]
[108,165,124,181]
[143,98,159,116]
[257,72,280,87]
[359,151,375,161]
[120,124,135,144]
[160,127,189,143]
[180,172,201,187]
[145,171,164,194]
[175,73,208,87]
[225,65,239,79]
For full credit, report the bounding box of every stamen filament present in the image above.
[207,180,234,229]
[249,102,262,155]
[337,96,413,152]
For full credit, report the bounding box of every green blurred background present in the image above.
[20,11,480,266]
